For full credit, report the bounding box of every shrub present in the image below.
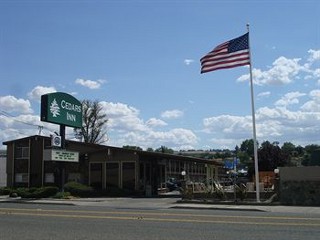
[63,182,94,197]
[12,186,59,198]
[53,191,72,199]
[0,187,12,195]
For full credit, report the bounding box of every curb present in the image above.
[171,205,267,212]
[0,199,76,206]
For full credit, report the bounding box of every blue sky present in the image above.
[0,0,319,150]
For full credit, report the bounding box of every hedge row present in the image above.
[0,181,141,198]
[0,186,59,198]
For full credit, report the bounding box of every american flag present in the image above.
[200,33,250,73]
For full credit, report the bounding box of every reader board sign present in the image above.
[41,92,82,128]
[43,149,79,162]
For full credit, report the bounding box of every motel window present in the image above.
[15,173,28,183]
[106,162,119,188]
[15,147,29,159]
[90,163,103,189]
[122,162,135,190]
[45,173,55,183]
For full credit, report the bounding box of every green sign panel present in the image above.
[41,92,82,128]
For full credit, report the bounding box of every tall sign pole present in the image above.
[41,92,82,191]
[247,24,260,202]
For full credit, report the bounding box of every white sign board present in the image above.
[44,149,79,162]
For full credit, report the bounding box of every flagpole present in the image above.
[247,23,260,202]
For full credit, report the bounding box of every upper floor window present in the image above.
[15,146,29,159]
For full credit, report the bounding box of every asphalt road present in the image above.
[0,202,319,240]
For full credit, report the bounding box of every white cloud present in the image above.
[257,91,271,99]
[307,49,320,63]
[238,56,303,86]
[203,115,252,139]
[275,91,306,107]
[0,113,60,148]
[100,101,148,132]
[301,89,320,112]
[98,101,197,149]
[161,109,184,119]
[147,128,198,146]
[146,118,167,127]
[202,102,320,149]
[110,128,198,150]
[28,86,56,101]
[184,59,194,65]
[75,78,105,89]
[0,95,33,114]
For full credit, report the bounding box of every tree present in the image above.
[237,151,251,165]
[75,100,108,144]
[213,150,232,159]
[309,149,320,166]
[240,139,256,157]
[123,145,143,151]
[155,146,174,154]
[302,144,320,166]
[258,141,289,171]
[281,142,296,156]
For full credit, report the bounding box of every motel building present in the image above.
[3,135,222,196]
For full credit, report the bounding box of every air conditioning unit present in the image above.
[51,135,62,147]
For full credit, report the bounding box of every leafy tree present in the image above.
[237,151,251,165]
[304,144,320,153]
[146,148,154,152]
[302,144,320,166]
[214,150,233,159]
[295,145,304,156]
[240,139,257,157]
[155,146,174,154]
[75,100,108,144]
[281,142,296,156]
[123,145,143,151]
[309,149,320,166]
[258,141,289,171]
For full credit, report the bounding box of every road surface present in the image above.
[0,202,319,240]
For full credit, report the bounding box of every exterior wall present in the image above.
[3,136,222,197]
[279,167,320,206]
[5,143,14,187]
[30,137,45,187]
[279,166,320,181]
[166,159,207,182]
[88,149,139,191]
[10,138,30,188]
[0,151,6,187]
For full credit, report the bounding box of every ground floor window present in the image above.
[106,162,119,188]
[68,173,81,182]
[90,163,103,188]
[45,173,54,183]
[122,162,135,190]
[15,173,28,183]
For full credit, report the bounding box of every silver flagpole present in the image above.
[247,23,260,202]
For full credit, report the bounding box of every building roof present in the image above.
[3,135,222,166]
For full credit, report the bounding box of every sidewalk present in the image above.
[174,202,320,214]
[1,195,319,214]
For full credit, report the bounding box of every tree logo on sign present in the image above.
[50,98,60,117]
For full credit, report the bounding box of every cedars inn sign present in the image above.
[41,92,82,128]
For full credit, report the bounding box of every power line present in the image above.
[0,110,79,140]
[0,110,40,127]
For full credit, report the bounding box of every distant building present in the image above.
[0,150,6,187]
[3,135,222,195]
